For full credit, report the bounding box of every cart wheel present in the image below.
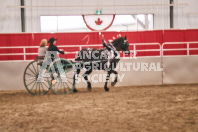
[23,60,51,95]
[48,58,76,95]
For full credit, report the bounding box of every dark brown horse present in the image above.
[73,36,130,92]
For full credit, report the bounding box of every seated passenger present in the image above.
[37,39,48,82]
[38,39,47,57]
[38,39,47,64]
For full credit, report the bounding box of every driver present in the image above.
[47,37,66,60]
[47,37,68,84]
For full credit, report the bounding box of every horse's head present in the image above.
[113,36,130,55]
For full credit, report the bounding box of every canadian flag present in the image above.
[83,15,115,31]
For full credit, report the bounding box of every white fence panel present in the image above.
[163,56,198,84]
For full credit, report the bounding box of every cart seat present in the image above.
[36,56,45,65]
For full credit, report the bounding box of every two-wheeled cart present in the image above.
[23,56,77,95]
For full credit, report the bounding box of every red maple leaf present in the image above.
[95,18,103,25]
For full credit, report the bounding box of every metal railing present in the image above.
[0,46,39,60]
[162,42,198,56]
[0,43,162,61]
[59,43,162,58]
[129,43,161,58]
[0,42,197,61]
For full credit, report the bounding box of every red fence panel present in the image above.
[0,29,198,60]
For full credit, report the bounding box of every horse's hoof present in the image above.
[104,87,109,92]
[73,88,78,93]
[87,87,92,92]
[111,82,117,87]
[87,83,92,92]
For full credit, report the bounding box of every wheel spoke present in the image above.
[26,79,36,86]
[25,73,35,77]
[25,77,36,81]
[49,59,75,95]
[30,82,37,91]
[56,80,61,90]
[34,83,38,94]
[66,80,73,86]
[63,82,70,91]
[62,82,65,92]
[38,83,41,95]
[32,62,38,75]
[60,81,63,94]
[42,82,49,91]
[61,81,66,93]
[66,72,74,76]
[24,60,50,95]
[61,81,64,93]
[40,83,45,93]
[28,67,37,76]
[37,63,39,74]
[42,81,49,89]
[65,76,73,79]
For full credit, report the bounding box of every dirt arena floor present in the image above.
[0,84,198,132]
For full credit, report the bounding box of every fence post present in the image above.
[23,48,26,60]
[159,43,162,57]
[133,44,136,58]
[161,43,164,56]
[161,43,164,85]
[187,42,189,56]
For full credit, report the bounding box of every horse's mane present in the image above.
[113,37,124,47]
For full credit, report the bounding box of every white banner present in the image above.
[83,15,115,31]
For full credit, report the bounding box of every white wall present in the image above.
[0,57,163,91]
[24,0,170,32]
[174,0,198,29]
[0,0,21,33]
[1,56,198,91]
[0,0,197,33]
[0,61,31,91]
[163,56,198,84]
[76,57,163,88]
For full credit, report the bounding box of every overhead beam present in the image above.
[8,3,188,8]
[170,0,174,28]
[20,0,25,32]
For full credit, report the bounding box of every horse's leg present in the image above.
[104,70,112,92]
[73,64,82,93]
[83,68,93,91]
[111,70,118,87]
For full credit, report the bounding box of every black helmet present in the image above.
[48,37,57,43]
